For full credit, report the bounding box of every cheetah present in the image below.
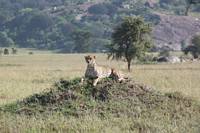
[84,55,126,86]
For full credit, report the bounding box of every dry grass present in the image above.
[0,53,200,105]
[133,63,200,100]
[0,53,200,132]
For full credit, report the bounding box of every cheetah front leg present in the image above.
[81,77,84,83]
[93,78,100,86]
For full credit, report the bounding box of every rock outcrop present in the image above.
[153,13,200,51]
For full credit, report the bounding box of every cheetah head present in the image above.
[84,55,96,65]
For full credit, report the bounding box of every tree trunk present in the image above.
[127,61,131,72]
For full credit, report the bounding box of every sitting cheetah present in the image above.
[84,55,125,86]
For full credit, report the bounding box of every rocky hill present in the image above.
[0,0,200,52]
[153,13,200,51]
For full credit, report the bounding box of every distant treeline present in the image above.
[0,0,199,53]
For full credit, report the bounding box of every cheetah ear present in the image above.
[93,56,96,59]
[85,56,89,63]
[85,55,89,59]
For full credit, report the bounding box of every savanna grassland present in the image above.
[0,52,200,132]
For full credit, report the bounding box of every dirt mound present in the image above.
[0,79,200,132]
[1,78,199,118]
[1,78,200,131]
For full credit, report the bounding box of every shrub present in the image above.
[4,48,9,55]
[11,48,17,54]
[183,35,200,58]
[28,51,34,55]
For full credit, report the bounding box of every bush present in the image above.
[28,51,34,55]
[183,35,200,59]
[11,48,17,54]
[4,48,9,55]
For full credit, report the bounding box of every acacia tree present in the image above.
[108,16,152,71]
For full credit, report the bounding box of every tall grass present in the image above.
[0,53,200,132]
[0,54,200,104]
